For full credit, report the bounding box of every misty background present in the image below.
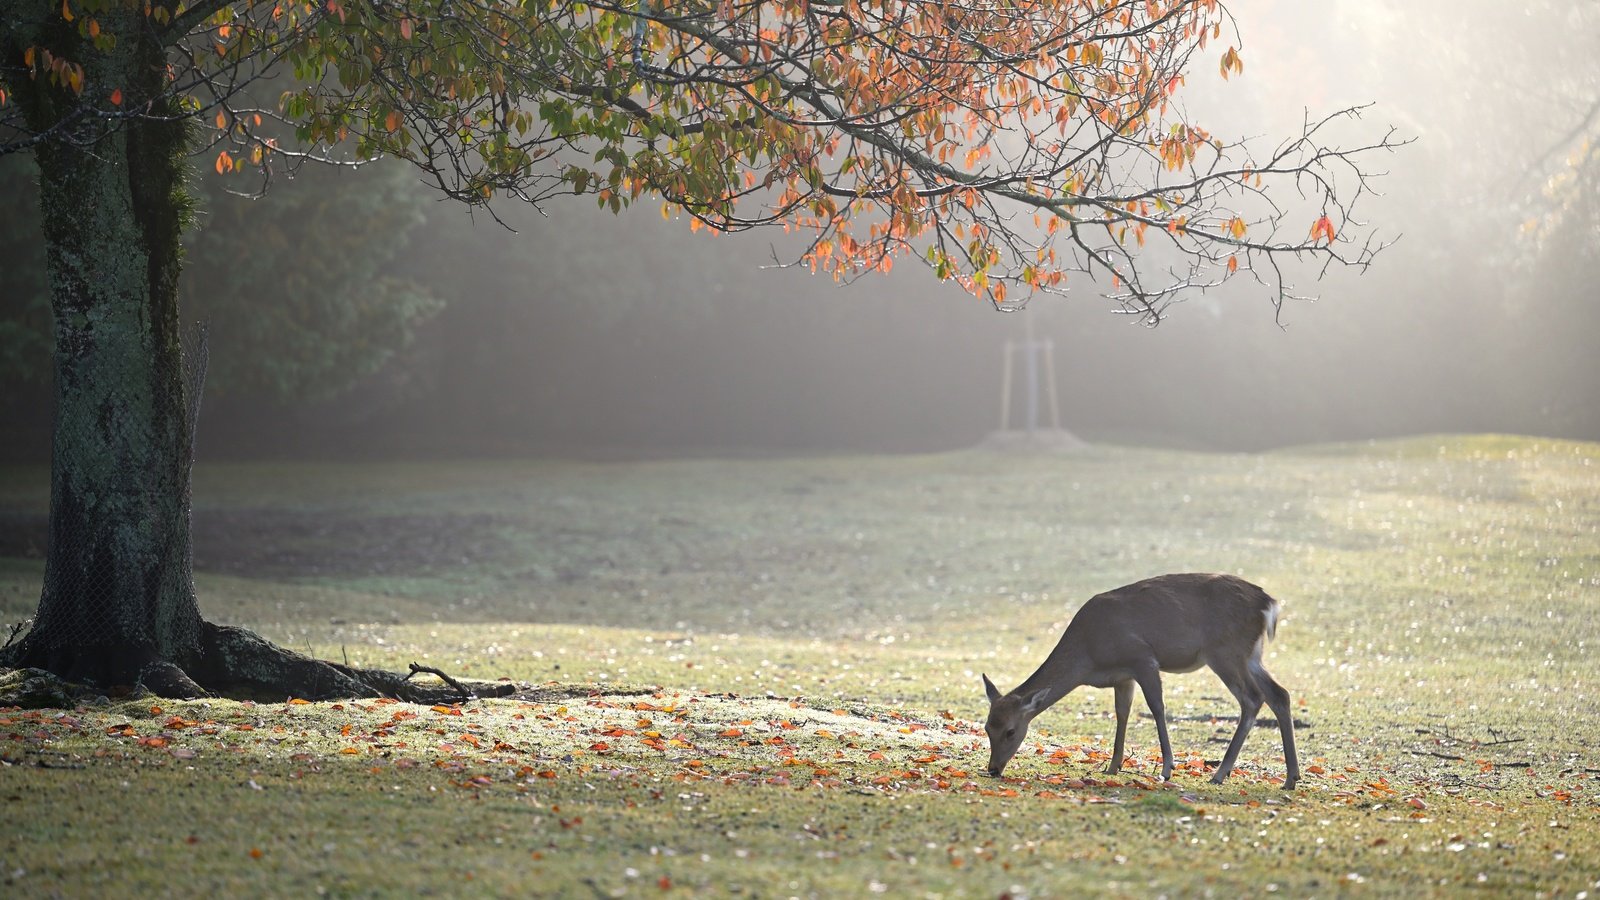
[3,0,1596,460]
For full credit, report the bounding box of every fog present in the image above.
[13,0,1600,459]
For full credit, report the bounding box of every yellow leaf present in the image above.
[61,0,74,23]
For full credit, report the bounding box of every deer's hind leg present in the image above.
[1209,658,1265,785]
[1254,662,1299,789]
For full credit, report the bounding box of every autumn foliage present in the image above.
[3,0,1401,321]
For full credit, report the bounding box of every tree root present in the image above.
[189,622,515,704]
[0,621,516,707]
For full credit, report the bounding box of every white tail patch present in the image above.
[1263,599,1280,641]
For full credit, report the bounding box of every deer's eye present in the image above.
[1005,728,1016,738]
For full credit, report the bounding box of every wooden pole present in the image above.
[1023,314,1038,433]
[1043,338,1062,430]
[999,341,1014,431]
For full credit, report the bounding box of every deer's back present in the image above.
[1068,573,1277,671]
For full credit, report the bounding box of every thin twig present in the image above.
[2,619,30,650]
[405,662,473,702]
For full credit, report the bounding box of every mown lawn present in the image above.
[1,435,1596,897]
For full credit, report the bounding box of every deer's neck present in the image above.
[1013,632,1088,707]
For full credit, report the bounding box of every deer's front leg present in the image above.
[1107,680,1134,775]
[1133,665,1174,782]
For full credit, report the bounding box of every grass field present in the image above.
[1,435,1597,897]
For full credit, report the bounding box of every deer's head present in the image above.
[982,673,1049,777]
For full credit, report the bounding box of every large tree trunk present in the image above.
[2,5,206,689]
[0,7,508,704]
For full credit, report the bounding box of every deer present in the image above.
[981,573,1299,789]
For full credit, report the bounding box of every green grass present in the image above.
[2,436,1597,897]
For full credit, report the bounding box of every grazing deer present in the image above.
[981,573,1299,789]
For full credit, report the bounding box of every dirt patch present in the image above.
[0,509,513,579]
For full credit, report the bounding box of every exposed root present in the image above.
[190,622,516,704]
[0,621,516,707]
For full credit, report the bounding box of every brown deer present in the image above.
[981,573,1299,789]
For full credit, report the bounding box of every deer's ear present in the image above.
[1021,688,1051,716]
[982,673,1002,704]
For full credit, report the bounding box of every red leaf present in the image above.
[1310,215,1336,244]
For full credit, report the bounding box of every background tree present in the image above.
[0,154,442,404]
[0,155,52,384]
[0,0,1401,697]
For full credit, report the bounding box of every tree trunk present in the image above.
[0,7,511,704]
[2,6,206,688]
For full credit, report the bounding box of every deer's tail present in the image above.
[1262,593,1281,642]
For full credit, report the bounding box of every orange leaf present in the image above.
[1219,47,1243,80]
[1226,254,1238,273]
[61,0,74,23]
[384,109,401,132]
[213,151,231,174]
[109,87,122,105]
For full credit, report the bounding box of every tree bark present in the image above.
[2,5,205,687]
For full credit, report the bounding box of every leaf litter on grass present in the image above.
[2,437,1599,895]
